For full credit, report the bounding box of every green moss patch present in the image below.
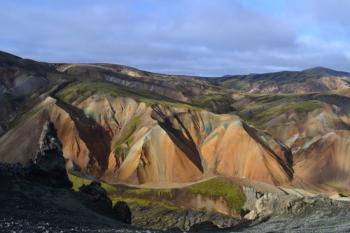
[112,185,174,200]
[187,178,246,212]
[222,79,250,91]
[68,173,117,194]
[56,80,194,108]
[113,115,141,161]
[68,174,246,215]
[246,100,321,127]
[191,93,231,109]
[109,196,180,210]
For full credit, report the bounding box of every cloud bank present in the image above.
[0,0,349,76]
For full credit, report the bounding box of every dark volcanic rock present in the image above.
[0,173,143,233]
[0,121,72,188]
[188,221,220,232]
[79,181,113,215]
[25,121,72,188]
[113,201,132,224]
[35,121,66,171]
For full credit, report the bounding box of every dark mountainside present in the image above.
[1,51,350,232]
[213,66,350,94]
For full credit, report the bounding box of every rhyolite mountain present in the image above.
[2,50,350,231]
[2,50,350,192]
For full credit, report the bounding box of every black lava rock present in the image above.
[79,181,113,215]
[26,121,72,188]
[113,201,132,224]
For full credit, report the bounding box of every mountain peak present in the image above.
[305,66,330,71]
[303,66,350,76]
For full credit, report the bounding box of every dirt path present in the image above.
[108,174,219,189]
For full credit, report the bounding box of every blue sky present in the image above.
[1,0,349,76]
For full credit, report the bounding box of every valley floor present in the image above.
[1,174,350,233]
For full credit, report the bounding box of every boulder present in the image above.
[79,181,113,215]
[113,201,132,224]
[188,221,220,232]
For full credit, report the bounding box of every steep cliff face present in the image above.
[0,94,293,186]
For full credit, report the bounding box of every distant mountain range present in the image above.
[213,66,350,94]
[1,50,350,230]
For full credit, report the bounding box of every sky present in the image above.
[1,0,349,76]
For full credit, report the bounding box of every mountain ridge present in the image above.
[3,50,350,80]
[1,50,350,195]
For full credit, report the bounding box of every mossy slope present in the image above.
[68,174,246,215]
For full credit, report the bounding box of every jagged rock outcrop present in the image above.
[36,120,66,169]
[25,121,72,188]
[0,120,71,188]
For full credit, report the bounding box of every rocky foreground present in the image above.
[2,155,350,233]
[1,172,350,233]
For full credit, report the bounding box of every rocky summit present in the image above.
[1,51,350,232]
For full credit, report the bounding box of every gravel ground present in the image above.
[231,198,350,233]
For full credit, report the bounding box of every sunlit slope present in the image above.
[0,81,292,186]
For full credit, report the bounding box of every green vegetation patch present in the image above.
[68,173,117,194]
[187,178,246,212]
[114,185,174,200]
[222,80,250,90]
[116,115,141,146]
[113,115,141,161]
[248,93,294,104]
[191,93,227,109]
[68,173,246,215]
[109,196,180,210]
[68,173,174,204]
[246,100,321,127]
[56,80,194,108]
[69,173,180,211]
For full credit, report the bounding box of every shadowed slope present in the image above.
[151,105,204,173]
[55,99,111,174]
